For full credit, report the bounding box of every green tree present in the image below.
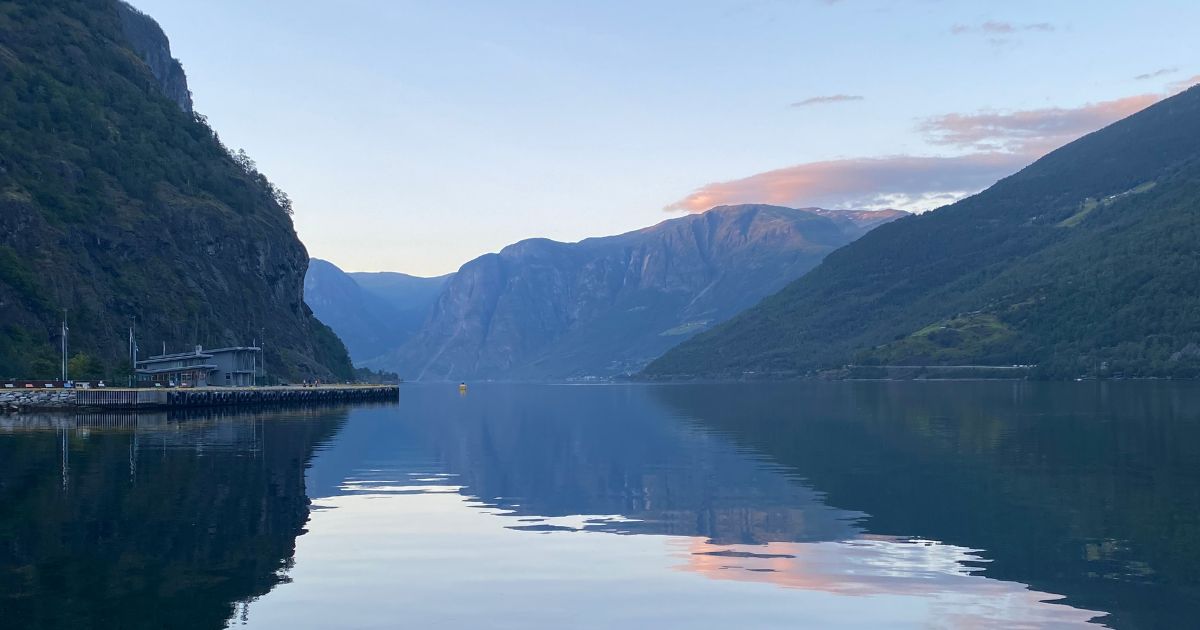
[67,352,104,381]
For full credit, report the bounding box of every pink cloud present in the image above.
[664,153,1030,213]
[667,93,1163,214]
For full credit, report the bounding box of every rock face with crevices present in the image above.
[0,0,352,382]
[381,205,905,380]
[115,1,193,113]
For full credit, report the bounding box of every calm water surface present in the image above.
[2,382,1199,629]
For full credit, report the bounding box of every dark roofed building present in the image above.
[136,345,260,387]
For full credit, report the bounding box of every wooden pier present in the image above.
[74,385,399,410]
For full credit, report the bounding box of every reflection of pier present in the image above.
[0,403,394,469]
[0,405,352,629]
[2,411,269,485]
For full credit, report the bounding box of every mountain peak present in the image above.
[372,204,905,381]
[116,1,193,113]
[699,204,910,223]
[691,205,911,239]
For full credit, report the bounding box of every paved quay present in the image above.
[0,385,399,412]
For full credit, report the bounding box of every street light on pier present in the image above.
[60,309,69,383]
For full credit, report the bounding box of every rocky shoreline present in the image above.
[0,390,76,412]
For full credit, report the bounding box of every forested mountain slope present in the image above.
[646,86,1200,379]
[0,0,352,380]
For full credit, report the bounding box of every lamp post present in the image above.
[60,309,68,383]
[128,324,139,388]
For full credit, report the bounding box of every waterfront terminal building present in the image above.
[135,346,261,387]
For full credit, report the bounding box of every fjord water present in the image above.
[2,383,1198,629]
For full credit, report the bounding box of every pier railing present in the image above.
[76,389,168,408]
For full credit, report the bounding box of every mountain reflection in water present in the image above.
[3,382,1197,629]
[0,407,351,629]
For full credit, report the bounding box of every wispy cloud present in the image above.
[1135,67,1178,80]
[790,94,864,108]
[919,94,1159,154]
[951,20,1055,35]
[951,20,1054,47]
[1169,74,1200,93]
[667,93,1162,214]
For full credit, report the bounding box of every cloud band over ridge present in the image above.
[667,93,1166,214]
[664,154,1030,213]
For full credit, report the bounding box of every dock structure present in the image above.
[73,385,399,410]
[135,345,261,388]
[76,389,166,408]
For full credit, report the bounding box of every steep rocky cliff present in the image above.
[115,2,192,113]
[0,0,351,381]
[383,205,905,380]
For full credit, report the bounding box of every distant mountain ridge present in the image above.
[646,85,1200,379]
[348,270,452,314]
[375,205,906,380]
[304,261,450,364]
[807,208,910,236]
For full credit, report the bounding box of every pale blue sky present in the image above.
[131,0,1197,276]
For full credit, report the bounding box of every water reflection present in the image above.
[261,384,1105,628]
[4,383,1196,628]
[310,386,863,545]
[652,381,1200,630]
[0,407,353,630]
